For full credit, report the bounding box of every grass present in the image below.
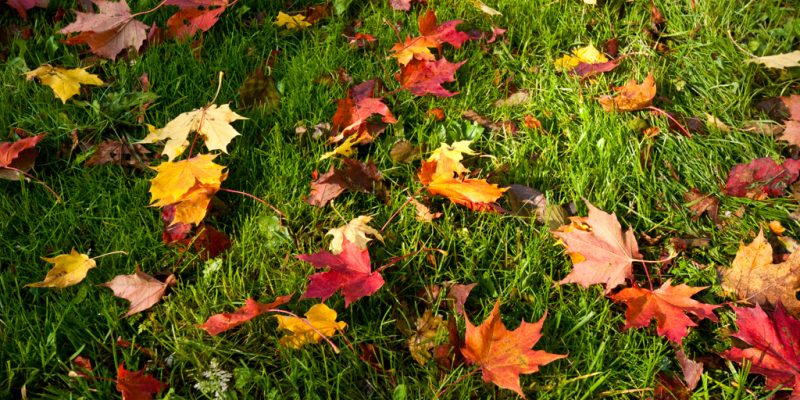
[0,0,798,398]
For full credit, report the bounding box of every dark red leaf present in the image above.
[198,294,293,335]
[396,58,465,97]
[115,363,167,400]
[725,157,800,199]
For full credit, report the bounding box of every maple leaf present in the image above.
[275,303,347,348]
[428,140,475,162]
[598,74,656,112]
[326,215,383,254]
[275,11,311,30]
[554,43,608,71]
[610,280,719,343]
[388,0,425,11]
[238,67,280,112]
[675,347,703,391]
[330,80,396,142]
[25,64,103,103]
[552,200,642,293]
[165,0,227,39]
[719,230,800,316]
[778,95,800,147]
[408,309,445,365]
[199,294,293,335]
[138,103,247,161]
[722,303,800,396]
[26,249,97,288]
[84,140,152,170]
[461,300,566,397]
[684,188,719,223]
[411,197,442,222]
[396,58,465,97]
[447,282,476,314]
[573,59,621,79]
[297,238,384,306]
[305,159,387,207]
[390,36,438,66]
[0,133,45,181]
[724,157,800,199]
[60,0,149,60]
[116,363,167,400]
[102,268,176,317]
[148,154,227,226]
[749,51,800,70]
[390,10,469,65]
[6,0,48,19]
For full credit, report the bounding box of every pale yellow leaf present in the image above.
[26,249,97,288]
[327,216,383,254]
[25,65,103,103]
[749,51,800,70]
[428,140,476,162]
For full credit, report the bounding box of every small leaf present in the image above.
[102,268,176,317]
[199,294,293,335]
[326,216,383,254]
[275,303,347,348]
[26,249,97,288]
[116,363,167,400]
[749,51,800,70]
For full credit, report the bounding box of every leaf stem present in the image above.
[436,368,478,398]
[2,166,61,203]
[131,0,168,18]
[380,188,423,232]
[219,187,286,219]
[375,247,447,273]
[210,71,224,105]
[267,309,340,353]
[92,250,128,260]
[647,106,692,138]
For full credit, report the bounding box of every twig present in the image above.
[380,188,423,232]
[131,0,167,18]
[219,188,286,219]
[648,106,692,138]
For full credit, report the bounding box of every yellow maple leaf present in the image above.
[275,303,347,348]
[275,11,311,30]
[170,182,224,225]
[149,154,226,208]
[26,249,97,288]
[139,104,247,161]
[554,44,608,71]
[428,140,476,163]
[25,64,103,103]
[390,36,438,66]
[327,216,383,254]
[320,134,361,161]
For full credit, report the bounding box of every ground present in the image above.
[0,0,798,398]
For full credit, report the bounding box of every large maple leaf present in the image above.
[25,64,103,103]
[396,58,465,97]
[719,230,800,316]
[116,363,167,400]
[722,303,800,397]
[330,80,396,143]
[552,200,642,293]
[165,0,228,39]
[598,74,656,112]
[60,0,149,60]
[297,238,384,307]
[610,280,719,343]
[461,300,566,397]
[199,294,293,335]
[725,157,800,199]
[138,103,246,161]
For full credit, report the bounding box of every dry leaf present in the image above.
[326,215,383,254]
[749,51,800,70]
[598,74,656,112]
[26,249,96,288]
[25,64,103,103]
[102,268,176,317]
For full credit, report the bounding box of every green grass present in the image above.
[1,0,798,398]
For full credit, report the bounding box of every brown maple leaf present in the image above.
[553,200,642,293]
[719,230,800,316]
[683,188,719,223]
[306,159,387,207]
[461,300,566,397]
[610,280,719,343]
[61,0,149,60]
[84,140,151,169]
[102,268,176,317]
[598,74,656,112]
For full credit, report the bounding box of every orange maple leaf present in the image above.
[390,35,438,66]
[552,200,642,293]
[598,73,656,112]
[610,280,719,343]
[149,154,227,226]
[461,300,566,397]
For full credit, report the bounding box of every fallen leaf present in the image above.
[554,44,608,71]
[447,282,476,314]
[84,140,151,169]
[165,0,227,39]
[470,0,501,16]
[297,238,384,306]
[390,35,438,66]
[138,103,247,160]
[148,154,227,226]
[389,140,421,163]
[396,58,465,97]
[60,0,149,60]
[275,303,347,348]
[408,309,445,365]
[116,363,167,400]
[327,216,383,254]
[274,11,311,30]
[305,159,386,207]
[749,51,800,70]
[390,10,469,65]
[719,230,800,316]
[598,74,656,112]
[724,157,800,199]
[26,249,97,288]
[238,67,280,112]
[25,65,103,103]
[742,121,783,136]
[572,59,620,78]
[705,114,730,133]
[523,114,543,130]
[722,303,800,396]
[493,90,529,107]
[7,0,48,19]
[199,294,293,335]
[553,200,642,293]
[769,220,785,236]
[0,133,45,181]
[320,134,360,160]
[331,80,396,142]
[102,268,176,317]
[506,184,567,229]
[683,189,719,223]
[410,197,442,222]
[388,0,425,11]
[675,347,703,391]
[610,280,719,343]
[428,140,475,162]
[461,300,566,397]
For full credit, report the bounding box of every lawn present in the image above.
[1,0,799,398]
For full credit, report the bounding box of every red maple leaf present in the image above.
[305,159,387,207]
[296,238,384,307]
[461,300,566,397]
[0,133,45,181]
[198,294,293,335]
[396,58,464,97]
[552,200,642,293]
[610,280,719,343]
[165,0,228,39]
[60,0,150,60]
[6,0,48,19]
[115,363,167,400]
[722,303,800,396]
[331,80,396,142]
[416,9,470,49]
[725,157,800,199]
